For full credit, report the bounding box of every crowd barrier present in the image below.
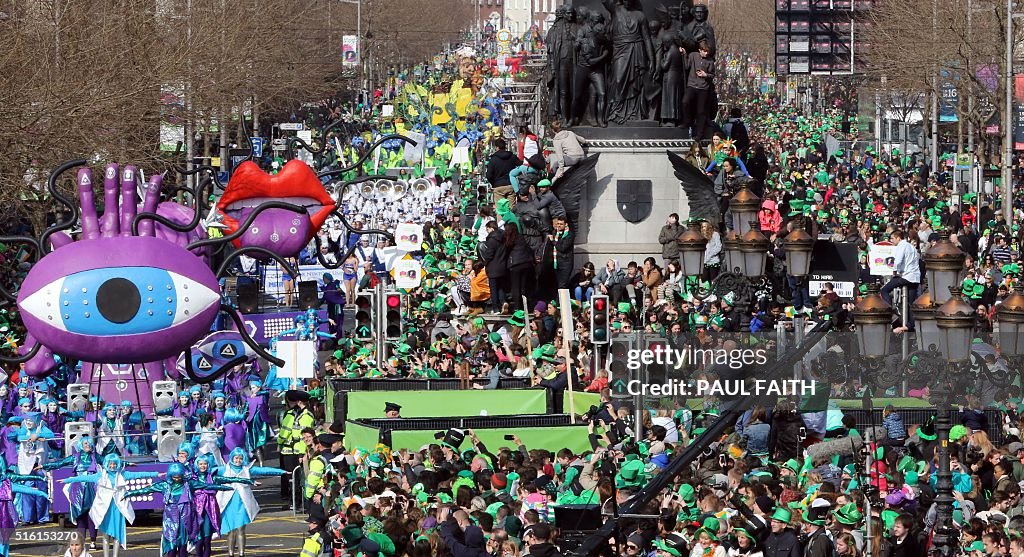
[843,407,1003,444]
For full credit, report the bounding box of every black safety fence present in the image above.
[843,407,1003,444]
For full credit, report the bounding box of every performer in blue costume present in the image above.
[192,454,250,557]
[44,436,101,547]
[62,453,161,557]
[0,455,48,557]
[242,380,272,466]
[95,404,125,457]
[15,411,53,524]
[123,462,231,557]
[216,448,286,557]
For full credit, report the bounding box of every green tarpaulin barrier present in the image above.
[389,425,592,454]
[345,420,383,450]
[345,390,548,419]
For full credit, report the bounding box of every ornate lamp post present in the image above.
[852,284,893,359]
[729,183,760,235]
[783,221,814,278]
[929,287,976,557]
[676,220,708,278]
[922,229,965,306]
[995,285,1024,359]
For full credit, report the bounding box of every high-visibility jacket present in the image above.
[304,453,330,499]
[299,532,324,557]
[279,407,315,455]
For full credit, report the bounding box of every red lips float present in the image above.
[216,160,337,257]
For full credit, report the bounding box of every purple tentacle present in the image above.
[119,165,138,237]
[100,164,120,238]
[77,169,100,240]
[138,175,163,237]
[48,232,73,250]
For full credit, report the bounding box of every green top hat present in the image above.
[677,483,696,506]
[615,459,646,489]
[653,540,681,557]
[507,310,526,327]
[695,517,720,541]
[832,502,862,526]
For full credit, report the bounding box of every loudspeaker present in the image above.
[151,381,177,414]
[237,282,259,314]
[156,417,185,462]
[298,281,319,310]
[67,384,90,413]
[64,422,95,457]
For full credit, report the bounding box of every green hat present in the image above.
[880,509,899,532]
[615,459,646,489]
[472,317,485,328]
[395,343,412,356]
[488,332,502,344]
[653,540,682,557]
[537,344,561,362]
[695,517,720,541]
[733,528,756,543]
[832,503,862,526]
[617,302,632,314]
[801,500,831,526]
[905,471,919,486]
[507,310,526,327]
[896,455,915,473]
[966,541,986,554]
[782,459,800,474]
[676,483,696,505]
[949,425,969,442]
[537,179,552,188]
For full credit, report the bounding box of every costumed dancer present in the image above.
[95,404,125,457]
[0,455,48,557]
[119,402,147,456]
[0,417,19,466]
[192,454,247,557]
[242,380,272,466]
[195,413,225,467]
[44,437,100,548]
[174,442,197,479]
[123,463,230,557]
[220,407,247,463]
[63,453,161,557]
[41,397,66,457]
[15,411,53,524]
[172,391,195,430]
[0,385,15,419]
[210,391,228,426]
[189,385,209,414]
[216,448,287,557]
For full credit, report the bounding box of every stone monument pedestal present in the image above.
[572,123,693,268]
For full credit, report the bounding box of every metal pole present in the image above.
[932,379,955,557]
[932,0,940,172]
[901,286,909,395]
[1004,0,1015,222]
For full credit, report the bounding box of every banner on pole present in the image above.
[343,35,360,67]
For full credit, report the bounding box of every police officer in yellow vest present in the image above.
[279,390,315,500]
[299,504,328,557]
[304,433,338,505]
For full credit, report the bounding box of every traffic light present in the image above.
[608,334,634,399]
[646,337,669,385]
[352,291,375,341]
[384,292,403,340]
[590,295,610,345]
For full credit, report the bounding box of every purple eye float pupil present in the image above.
[96,277,142,324]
